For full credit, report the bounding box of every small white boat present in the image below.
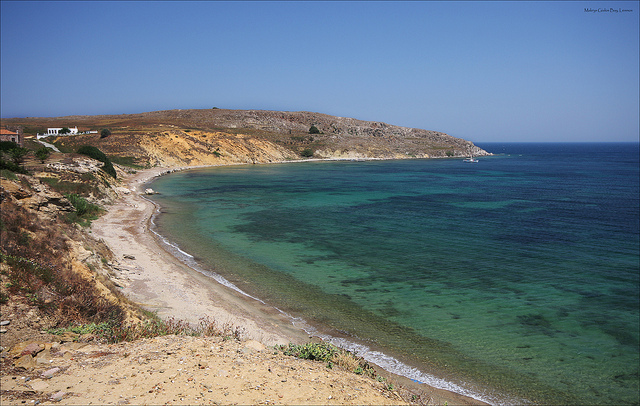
[463,156,479,163]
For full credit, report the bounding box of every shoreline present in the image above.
[92,163,489,405]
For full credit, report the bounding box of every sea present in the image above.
[147,143,639,405]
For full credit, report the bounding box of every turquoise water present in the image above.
[148,143,639,404]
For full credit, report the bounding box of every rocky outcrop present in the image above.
[0,177,75,217]
[45,157,104,174]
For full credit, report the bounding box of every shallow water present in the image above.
[149,143,639,404]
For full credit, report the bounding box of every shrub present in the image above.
[64,193,103,226]
[301,148,314,158]
[0,140,20,152]
[0,169,18,179]
[281,342,338,363]
[309,125,320,134]
[100,128,111,138]
[0,158,29,174]
[77,145,116,178]
[35,146,51,163]
[7,146,30,165]
[109,156,145,169]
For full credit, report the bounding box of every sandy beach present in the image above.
[91,167,310,348]
[83,166,486,405]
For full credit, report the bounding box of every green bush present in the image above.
[0,158,29,174]
[301,148,314,158]
[0,141,29,174]
[309,125,320,134]
[77,145,116,178]
[0,141,19,152]
[109,156,145,169]
[65,193,103,226]
[281,342,338,363]
[35,146,51,163]
[0,169,18,179]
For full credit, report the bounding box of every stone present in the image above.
[50,391,66,401]
[20,342,45,357]
[35,349,54,365]
[14,354,36,369]
[42,367,61,378]
[60,342,88,351]
[243,340,266,352]
[29,379,50,391]
[0,320,10,326]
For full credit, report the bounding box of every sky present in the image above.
[1,1,638,142]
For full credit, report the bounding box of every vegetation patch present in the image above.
[108,155,146,169]
[300,148,315,158]
[0,197,126,328]
[0,169,19,180]
[77,145,117,178]
[37,176,102,198]
[279,342,379,379]
[64,193,104,226]
[0,141,30,174]
[45,316,246,344]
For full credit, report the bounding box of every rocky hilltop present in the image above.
[3,109,489,166]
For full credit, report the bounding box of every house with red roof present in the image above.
[0,128,23,147]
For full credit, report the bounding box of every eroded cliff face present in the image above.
[137,128,299,166]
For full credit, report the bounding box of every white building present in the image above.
[47,126,78,135]
[37,126,79,139]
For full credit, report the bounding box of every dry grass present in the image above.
[0,193,126,328]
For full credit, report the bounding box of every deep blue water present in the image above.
[149,143,639,404]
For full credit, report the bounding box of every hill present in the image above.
[2,109,489,167]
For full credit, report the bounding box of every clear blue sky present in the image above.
[1,1,638,142]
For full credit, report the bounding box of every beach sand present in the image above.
[91,167,308,348]
[83,167,486,405]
